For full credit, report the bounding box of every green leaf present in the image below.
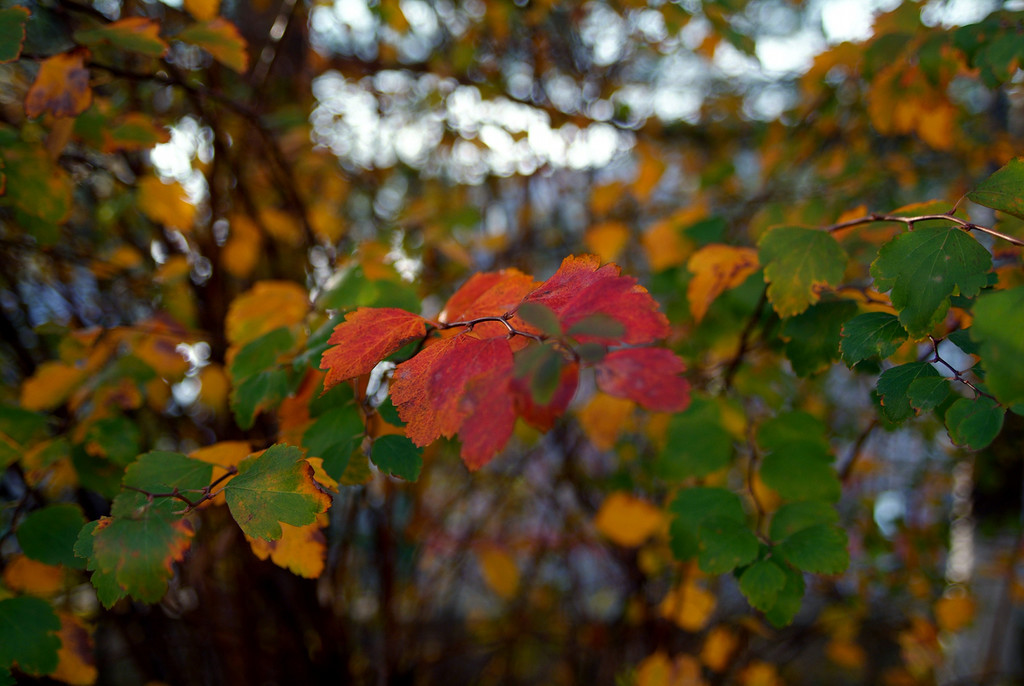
[79,496,193,607]
[763,563,806,628]
[759,450,840,502]
[231,369,291,430]
[769,501,839,541]
[759,226,847,317]
[870,226,991,338]
[657,396,734,480]
[668,487,745,561]
[781,300,858,376]
[739,559,788,612]
[513,343,564,406]
[16,504,87,569]
[224,444,332,541]
[972,287,1024,406]
[177,19,249,72]
[697,517,759,574]
[515,302,562,337]
[73,18,168,58]
[840,312,908,366]
[945,397,1005,450]
[0,666,12,686]
[0,596,61,675]
[877,362,942,423]
[302,405,364,479]
[122,450,214,492]
[968,158,1024,220]
[775,524,849,574]
[565,313,626,339]
[906,376,951,412]
[84,414,140,465]
[229,326,295,382]
[370,435,423,481]
[757,412,839,502]
[0,8,29,63]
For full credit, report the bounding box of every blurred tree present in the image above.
[2,0,1024,684]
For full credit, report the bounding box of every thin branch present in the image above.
[929,336,1000,403]
[826,212,1024,247]
[722,287,768,391]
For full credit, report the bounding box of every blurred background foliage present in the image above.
[2,0,1024,683]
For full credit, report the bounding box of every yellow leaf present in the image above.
[826,638,866,670]
[584,221,631,263]
[739,661,781,686]
[130,327,190,380]
[137,176,196,232]
[660,581,716,632]
[643,206,705,272]
[632,143,666,201]
[221,214,263,278]
[578,393,634,450]
[305,456,339,492]
[637,651,707,686]
[934,592,975,633]
[20,361,87,411]
[197,363,230,412]
[224,280,308,348]
[21,439,78,497]
[190,440,251,505]
[590,181,624,216]
[477,545,520,599]
[25,49,92,119]
[594,492,663,547]
[260,207,303,246]
[700,626,739,672]
[184,0,220,20]
[51,612,98,686]
[247,520,327,578]
[686,245,760,322]
[2,554,64,596]
[916,101,955,151]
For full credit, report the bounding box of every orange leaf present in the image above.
[477,545,520,599]
[934,592,975,633]
[594,492,663,547]
[247,519,327,578]
[25,49,92,119]
[686,244,760,322]
[320,307,428,390]
[584,220,631,263]
[660,581,716,631]
[2,555,65,596]
[178,19,249,73]
[595,348,690,412]
[137,176,196,232]
[51,612,98,686]
[184,0,221,20]
[390,334,516,469]
[20,361,87,411]
[578,393,634,450]
[221,214,263,278]
[701,626,739,672]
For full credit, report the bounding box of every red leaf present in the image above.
[320,308,427,390]
[390,334,515,468]
[522,254,669,344]
[512,361,579,431]
[440,269,538,339]
[595,348,690,412]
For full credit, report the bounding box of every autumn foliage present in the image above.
[321,255,689,468]
[4,1,1024,685]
